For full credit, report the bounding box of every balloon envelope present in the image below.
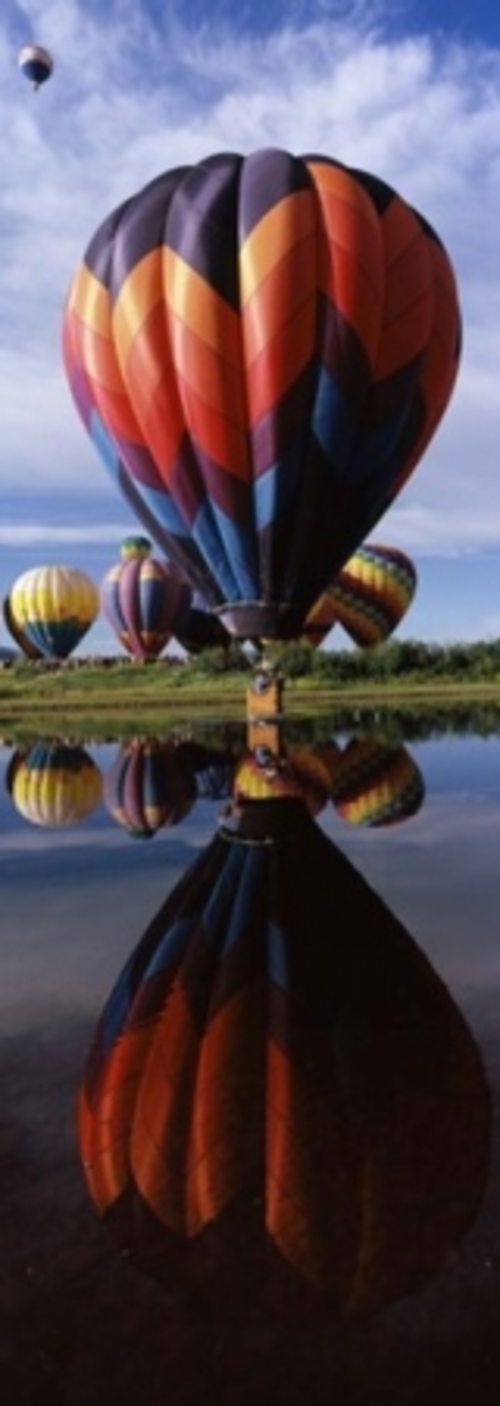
[327,543,417,647]
[18,44,53,89]
[100,544,191,659]
[9,565,98,659]
[63,149,461,639]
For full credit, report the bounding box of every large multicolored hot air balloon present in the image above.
[100,539,191,659]
[78,797,489,1318]
[8,565,98,659]
[7,742,102,827]
[63,149,461,641]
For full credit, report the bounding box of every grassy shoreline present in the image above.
[2,660,500,743]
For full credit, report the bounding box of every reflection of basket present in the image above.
[246,672,283,723]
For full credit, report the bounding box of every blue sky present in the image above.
[0,0,499,653]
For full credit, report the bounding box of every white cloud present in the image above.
[0,0,499,561]
[0,520,134,545]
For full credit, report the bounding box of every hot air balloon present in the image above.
[18,44,53,90]
[100,539,191,659]
[78,796,489,1320]
[174,590,231,655]
[327,543,417,647]
[331,736,425,827]
[9,566,98,660]
[63,149,461,641]
[104,738,196,837]
[2,593,43,660]
[303,542,417,648]
[8,742,102,827]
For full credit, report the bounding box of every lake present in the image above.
[2,713,500,1406]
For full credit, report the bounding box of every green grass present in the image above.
[1,657,500,745]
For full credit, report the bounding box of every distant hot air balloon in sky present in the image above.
[100,538,191,659]
[78,796,490,1318]
[63,148,461,641]
[9,565,98,660]
[18,43,53,90]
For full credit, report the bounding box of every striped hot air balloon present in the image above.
[63,149,461,641]
[100,539,191,659]
[328,543,417,647]
[77,797,490,1316]
[8,565,98,659]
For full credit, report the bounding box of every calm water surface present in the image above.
[1,717,500,1405]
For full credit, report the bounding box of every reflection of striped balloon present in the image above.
[104,739,196,837]
[78,797,489,1315]
[332,737,424,827]
[63,151,460,641]
[10,742,102,827]
[100,551,190,659]
[329,544,417,647]
[9,566,98,659]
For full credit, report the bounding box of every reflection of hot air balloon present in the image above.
[9,566,98,660]
[18,44,53,90]
[233,744,334,816]
[63,149,461,640]
[2,593,43,660]
[172,739,236,800]
[104,739,196,837]
[327,543,417,647]
[9,742,102,827]
[332,736,424,827]
[100,540,191,660]
[78,798,489,1319]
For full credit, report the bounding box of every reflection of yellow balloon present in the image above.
[9,565,98,659]
[10,743,102,827]
[332,737,424,827]
[233,744,336,816]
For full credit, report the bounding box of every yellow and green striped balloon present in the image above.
[9,565,98,659]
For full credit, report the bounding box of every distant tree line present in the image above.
[267,637,500,684]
